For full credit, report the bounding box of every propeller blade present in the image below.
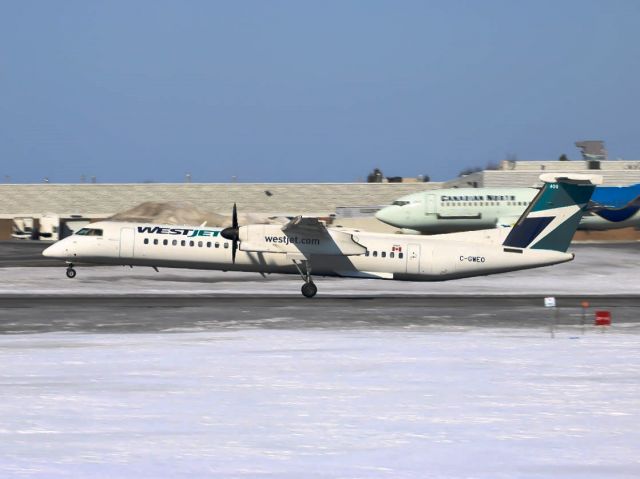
[220,203,240,264]
[232,203,238,229]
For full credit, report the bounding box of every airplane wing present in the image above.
[239,217,366,256]
[281,216,366,255]
[282,216,328,236]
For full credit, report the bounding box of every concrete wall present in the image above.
[0,182,441,219]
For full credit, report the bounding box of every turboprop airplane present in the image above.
[375,183,640,234]
[43,174,599,298]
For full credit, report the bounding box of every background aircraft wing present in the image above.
[496,216,520,228]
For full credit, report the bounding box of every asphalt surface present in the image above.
[0,295,637,334]
[0,240,57,266]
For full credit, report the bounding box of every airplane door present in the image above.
[119,227,135,258]
[406,243,420,274]
[425,194,436,214]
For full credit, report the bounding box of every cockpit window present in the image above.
[76,228,103,237]
[392,200,410,206]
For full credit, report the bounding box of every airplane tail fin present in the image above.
[502,174,602,252]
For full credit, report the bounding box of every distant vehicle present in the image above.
[375,183,640,234]
[39,214,60,241]
[44,174,599,298]
[11,217,34,240]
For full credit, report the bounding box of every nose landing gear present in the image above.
[65,264,77,279]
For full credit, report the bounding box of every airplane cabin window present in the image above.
[390,252,395,258]
[224,243,229,249]
[172,239,177,246]
[365,250,370,257]
[215,242,220,248]
[206,242,211,248]
[399,252,404,259]
[198,241,203,247]
[163,239,168,246]
[373,251,378,257]
[189,241,194,247]
[144,238,149,245]
[181,240,186,246]
[153,239,158,245]
[381,251,386,258]
[77,228,103,237]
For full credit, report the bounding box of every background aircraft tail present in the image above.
[502,174,601,252]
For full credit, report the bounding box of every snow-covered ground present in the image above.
[1,245,639,296]
[1,328,639,478]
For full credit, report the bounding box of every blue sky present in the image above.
[1,1,639,183]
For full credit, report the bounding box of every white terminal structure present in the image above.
[1,141,640,240]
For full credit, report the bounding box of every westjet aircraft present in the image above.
[43,174,599,298]
[376,182,640,234]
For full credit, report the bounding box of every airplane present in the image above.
[375,182,640,234]
[43,174,600,298]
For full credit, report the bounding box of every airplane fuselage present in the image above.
[43,221,573,282]
[376,186,640,233]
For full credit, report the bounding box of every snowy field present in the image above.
[1,328,639,478]
[0,244,639,297]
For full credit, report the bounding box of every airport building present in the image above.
[446,141,640,188]
[445,159,640,188]
[0,182,440,240]
[1,141,639,241]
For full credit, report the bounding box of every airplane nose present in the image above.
[42,241,66,259]
[375,206,399,227]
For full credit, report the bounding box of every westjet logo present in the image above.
[264,235,320,246]
[137,226,220,238]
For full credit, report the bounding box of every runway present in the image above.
[0,295,639,334]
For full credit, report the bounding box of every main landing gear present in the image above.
[301,281,317,298]
[293,259,317,298]
[65,264,77,279]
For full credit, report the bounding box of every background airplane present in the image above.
[43,175,599,297]
[375,183,640,234]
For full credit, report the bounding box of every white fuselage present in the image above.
[43,221,574,282]
[376,187,640,233]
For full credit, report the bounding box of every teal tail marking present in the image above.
[503,180,596,252]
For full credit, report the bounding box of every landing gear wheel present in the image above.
[301,282,317,298]
[66,268,76,279]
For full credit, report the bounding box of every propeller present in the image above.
[221,203,239,263]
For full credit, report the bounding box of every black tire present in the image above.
[301,282,317,298]
[66,268,77,279]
